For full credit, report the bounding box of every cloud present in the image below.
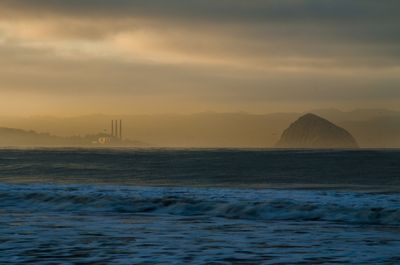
[0,0,399,115]
[1,0,399,69]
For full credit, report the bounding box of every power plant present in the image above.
[96,120,123,145]
[111,120,122,139]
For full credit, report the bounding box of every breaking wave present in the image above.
[1,184,400,226]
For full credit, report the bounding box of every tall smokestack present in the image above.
[119,120,122,139]
[111,120,114,137]
[115,120,118,139]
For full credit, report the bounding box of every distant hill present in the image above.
[0,127,62,146]
[0,127,147,147]
[311,108,400,122]
[276,114,359,149]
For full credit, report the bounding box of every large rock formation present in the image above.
[276,113,358,148]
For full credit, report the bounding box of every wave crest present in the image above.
[2,186,400,226]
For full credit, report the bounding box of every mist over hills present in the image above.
[0,127,147,147]
[311,109,400,148]
[0,127,62,146]
[0,109,399,148]
[310,108,400,122]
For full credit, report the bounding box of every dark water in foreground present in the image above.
[1,148,400,264]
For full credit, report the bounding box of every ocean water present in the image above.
[1,148,400,264]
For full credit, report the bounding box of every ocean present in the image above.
[1,148,400,264]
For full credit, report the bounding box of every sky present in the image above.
[1,0,399,116]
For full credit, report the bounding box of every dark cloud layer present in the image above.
[1,0,399,65]
[0,1,399,115]
[2,0,399,20]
